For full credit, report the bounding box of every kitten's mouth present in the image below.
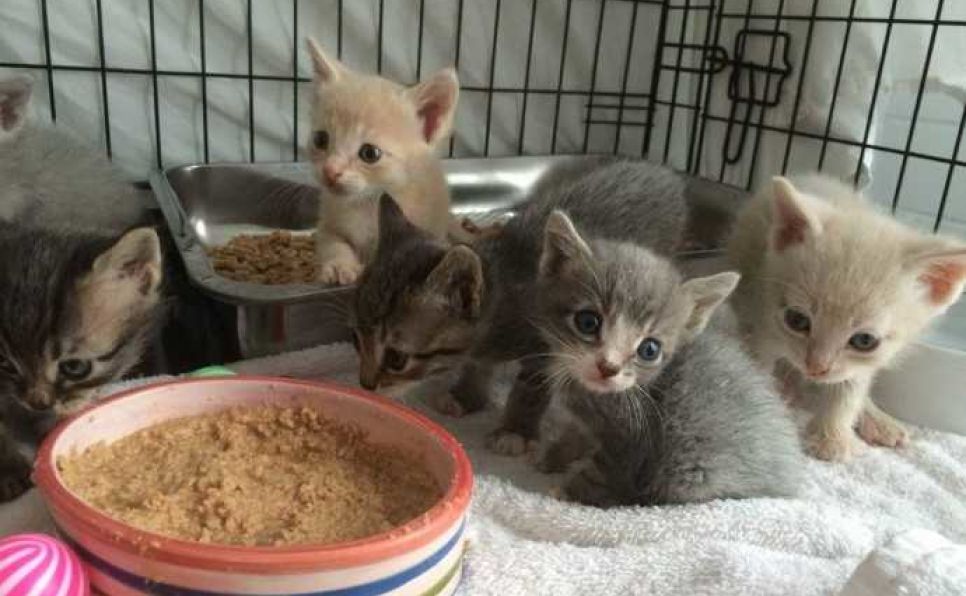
[789,360,846,384]
[577,372,632,395]
[324,181,347,194]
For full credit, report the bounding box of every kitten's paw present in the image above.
[318,257,362,286]
[529,442,573,473]
[806,431,866,462]
[548,485,568,501]
[485,429,537,456]
[0,457,32,503]
[426,393,465,418]
[561,460,612,507]
[857,412,909,448]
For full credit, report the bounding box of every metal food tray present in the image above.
[151,156,745,357]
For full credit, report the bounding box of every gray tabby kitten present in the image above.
[532,212,803,505]
[0,223,164,501]
[352,156,687,452]
[0,74,146,231]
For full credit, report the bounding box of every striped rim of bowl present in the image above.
[60,521,466,595]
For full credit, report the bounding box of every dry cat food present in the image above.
[58,406,441,546]
[208,231,317,284]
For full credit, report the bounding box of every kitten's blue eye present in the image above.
[313,130,329,150]
[573,310,602,335]
[637,338,662,362]
[58,358,91,381]
[784,308,811,334]
[359,143,382,164]
[848,332,879,352]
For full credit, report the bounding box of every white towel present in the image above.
[841,528,966,596]
[5,342,966,596]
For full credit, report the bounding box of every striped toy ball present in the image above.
[0,534,88,596]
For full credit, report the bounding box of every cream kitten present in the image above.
[728,175,966,461]
[305,39,459,286]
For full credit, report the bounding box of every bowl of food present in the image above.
[34,376,473,595]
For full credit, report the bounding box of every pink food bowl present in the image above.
[34,376,473,595]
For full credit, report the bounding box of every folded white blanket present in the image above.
[4,342,966,596]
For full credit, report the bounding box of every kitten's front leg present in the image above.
[531,402,594,473]
[439,360,494,417]
[857,399,909,449]
[805,379,868,462]
[532,431,591,473]
[558,457,618,508]
[486,362,551,456]
[0,424,31,502]
[316,231,363,286]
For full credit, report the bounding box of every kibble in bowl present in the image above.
[35,377,473,595]
[208,231,317,285]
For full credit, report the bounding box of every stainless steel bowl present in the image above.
[151,156,745,357]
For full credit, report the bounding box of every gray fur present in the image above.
[475,156,687,360]
[0,75,147,232]
[350,156,688,431]
[528,217,802,505]
[0,224,165,501]
[547,327,804,506]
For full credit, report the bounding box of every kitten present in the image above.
[305,39,464,286]
[531,211,802,505]
[0,74,147,232]
[728,175,966,461]
[0,224,165,501]
[352,156,687,452]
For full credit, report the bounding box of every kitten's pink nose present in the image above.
[596,360,621,379]
[805,356,831,378]
[323,163,344,186]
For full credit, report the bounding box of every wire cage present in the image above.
[1,0,964,237]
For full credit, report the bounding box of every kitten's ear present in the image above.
[907,245,966,312]
[770,177,821,252]
[377,193,419,251]
[424,246,484,319]
[88,228,163,298]
[0,75,33,138]
[407,68,459,146]
[305,38,343,83]
[540,210,592,278]
[679,271,741,338]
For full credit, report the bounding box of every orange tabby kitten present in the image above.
[305,39,459,285]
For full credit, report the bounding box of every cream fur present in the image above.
[728,174,966,461]
[305,39,459,285]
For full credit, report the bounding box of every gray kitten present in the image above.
[0,74,147,231]
[0,223,164,501]
[532,212,803,505]
[352,156,687,452]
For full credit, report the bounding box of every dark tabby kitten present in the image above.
[532,212,803,505]
[352,156,687,453]
[0,223,164,501]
